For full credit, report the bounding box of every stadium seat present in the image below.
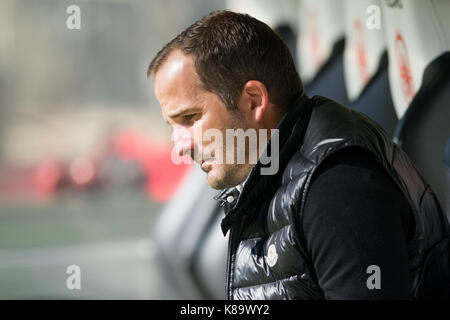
[383,0,450,213]
[226,0,299,63]
[298,0,349,106]
[343,0,397,136]
[445,138,450,220]
[153,166,227,299]
[226,0,298,30]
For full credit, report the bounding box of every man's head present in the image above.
[148,10,302,189]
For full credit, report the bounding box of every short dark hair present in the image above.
[148,10,303,110]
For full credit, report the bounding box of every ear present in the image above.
[240,80,269,123]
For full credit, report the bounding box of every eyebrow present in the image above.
[164,106,202,123]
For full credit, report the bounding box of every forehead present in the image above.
[154,50,203,109]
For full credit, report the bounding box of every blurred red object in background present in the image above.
[113,130,192,203]
[69,157,96,187]
[34,160,62,197]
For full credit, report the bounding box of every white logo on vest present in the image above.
[266,244,278,267]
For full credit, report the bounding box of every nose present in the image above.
[172,126,195,159]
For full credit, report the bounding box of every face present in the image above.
[154,49,254,189]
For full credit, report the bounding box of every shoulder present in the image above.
[307,146,405,206]
[300,96,389,165]
[303,146,413,242]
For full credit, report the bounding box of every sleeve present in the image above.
[302,147,413,299]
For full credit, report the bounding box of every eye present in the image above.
[182,113,199,125]
[184,114,195,121]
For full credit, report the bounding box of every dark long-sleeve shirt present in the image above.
[303,147,414,299]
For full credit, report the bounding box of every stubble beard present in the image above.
[205,110,255,190]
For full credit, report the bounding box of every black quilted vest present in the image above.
[215,93,450,300]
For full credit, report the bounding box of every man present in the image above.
[148,11,450,299]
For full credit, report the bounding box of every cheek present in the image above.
[192,119,205,145]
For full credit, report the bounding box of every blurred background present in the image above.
[1,0,449,300]
[0,0,224,299]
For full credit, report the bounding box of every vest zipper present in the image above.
[225,227,235,300]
